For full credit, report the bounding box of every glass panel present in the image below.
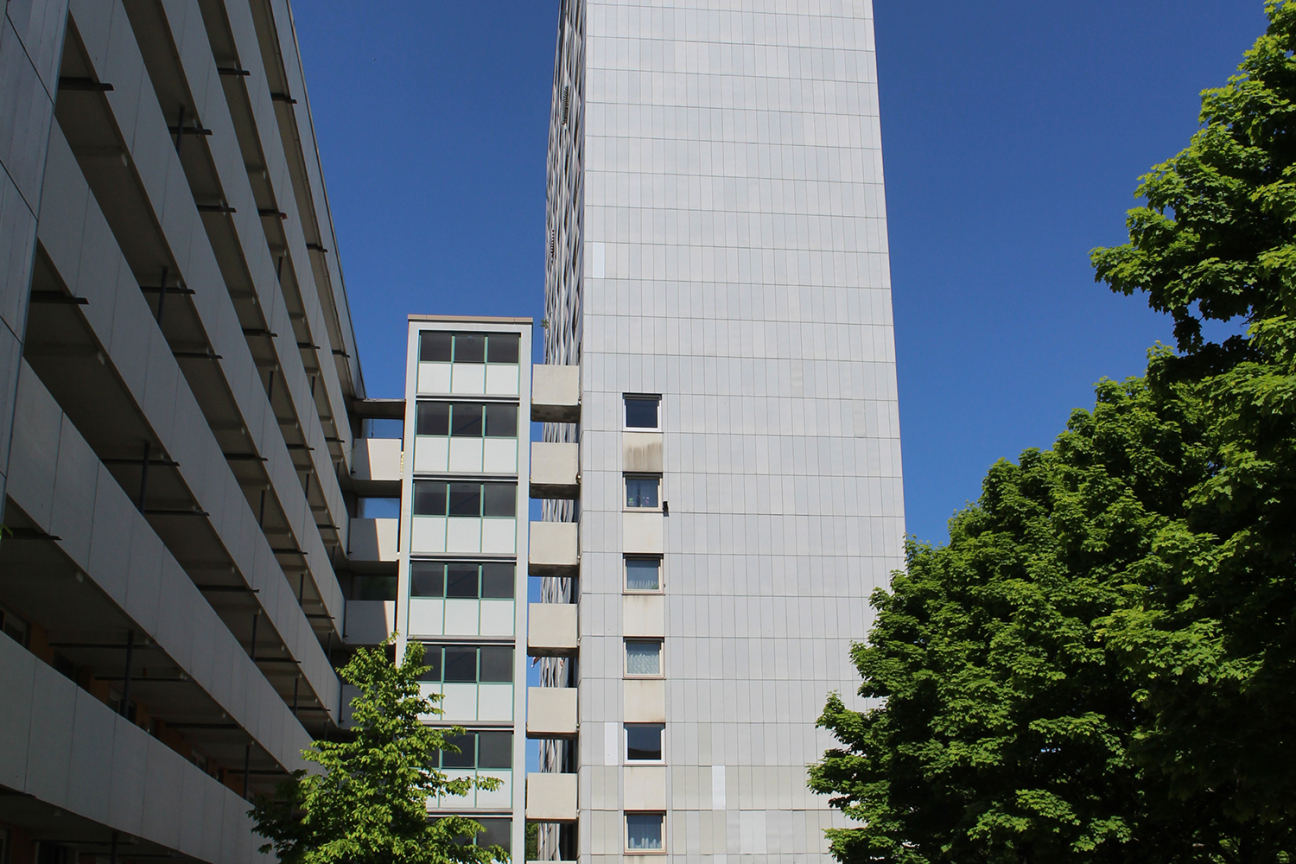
[411,561,445,597]
[478,819,512,853]
[626,724,664,761]
[626,641,661,676]
[416,402,449,436]
[448,484,482,517]
[486,333,520,364]
[446,563,479,598]
[478,646,513,682]
[454,333,486,363]
[625,477,660,509]
[482,484,517,518]
[442,732,475,768]
[417,645,442,681]
[451,403,484,437]
[483,404,517,437]
[477,731,513,769]
[353,575,397,601]
[627,814,664,851]
[420,331,452,362]
[413,481,447,516]
[625,397,659,429]
[444,646,478,682]
[480,563,515,598]
[625,559,660,591]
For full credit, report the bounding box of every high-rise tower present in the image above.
[531,1,905,860]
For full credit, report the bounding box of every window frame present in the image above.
[624,556,663,593]
[624,474,662,511]
[623,394,662,431]
[625,812,666,854]
[624,639,664,679]
[412,481,518,519]
[625,723,666,764]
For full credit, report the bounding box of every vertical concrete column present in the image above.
[0,0,69,519]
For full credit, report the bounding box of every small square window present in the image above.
[420,331,452,362]
[624,395,660,430]
[451,403,485,437]
[625,640,662,677]
[625,558,661,592]
[454,333,486,363]
[442,732,476,768]
[487,333,520,364]
[483,404,518,437]
[626,813,664,853]
[479,646,514,682]
[477,731,513,769]
[352,575,397,601]
[444,646,478,682]
[482,483,517,518]
[448,483,482,517]
[410,562,445,597]
[417,645,443,681]
[413,481,447,516]
[416,402,449,436]
[625,476,660,509]
[446,563,479,598]
[480,563,516,598]
[626,724,664,762]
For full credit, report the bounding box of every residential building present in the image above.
[528,1,905,861]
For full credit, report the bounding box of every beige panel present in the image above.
[526,772,579,822]
[530,441,580,498]
[527,686,578,738]
[623,512,664,554]
[624,679,666,723]
[352,437,402,483]
[623,595,664,638]
[531,364,580,422]
[528,603,579,656]
[529,521,580,577]
[348,517,398,562]
[624,766,667,811]
[622,431,663,473]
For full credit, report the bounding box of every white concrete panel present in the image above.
[413,436,449,473]
[485,364,519,396]
[477,771,513,809]
[623,511,664,554]
[417,361,451,394]
[479,599,515,637]
[435,769,475,809]
[623,594,664,638]
[483,437,518,474]
[407,598,444,638]
[448,437,484,473]
[438,683,478,722]
[345,600,396,645]
[353,437,402,483]
[624,680,666,724]
[478,683,514,722]
[411,516,447,553]
[481,517,516,554]
[446,517,482,553]
[625,766,667,811]
[451,364,486,395]
[443,598,480,636]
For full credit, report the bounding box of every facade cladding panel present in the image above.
[543,1,904,861]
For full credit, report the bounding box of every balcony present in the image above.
[528,522,578,578]
[344,599,396,645]
[348,517,398,562]
[351,437,402,492]
[529,441,579,499]
[527,687,578,739]
[527,603,578,656]
[530,365,579,423]
[526,772,578,822]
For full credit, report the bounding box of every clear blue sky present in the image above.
[294,1,1269,547]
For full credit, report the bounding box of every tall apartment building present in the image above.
[528,1,905,861]
[0,0,393,861]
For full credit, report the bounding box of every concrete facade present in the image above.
[534,1,904,861]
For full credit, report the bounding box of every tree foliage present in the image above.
[250,640,506,864]
[811,2,1296,861]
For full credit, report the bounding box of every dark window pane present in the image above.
[442,732,475,768]
[416,402,449,436]
[448,484,482,517]
[450,403,484,437]
[454,333,485,363]
[413,481,447,516]
[486,333,520,364]
[626,559,661,591]
[420,332,452,362]
[482,484,516,518]
[625,397,659,429]
[480,563,515,598]
[444,647,478,682]
[353,575,397,601]
[478,646,513,682]
[477,731,513,769]
[626,724,664,761]
[626,477,660,508]
[446,563,479,598]
[417,645,442,681]
[483,404,517,438]
[478,819,512,853]
[410,562,445,597]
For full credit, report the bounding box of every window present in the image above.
[625,640,662,677]
[438,730,513,770]
[412,482,517,518]
[419,332,520,365]
[626,813,664,852]
[409,562,515,599]
[420,644,514,683]
[353,574,397,601]
[0,605,29,647]
[475,818,512,854]
[624,395,660,430]
[625,558,661,592]
[625,476,660,509]
[626,724,664,762]
[417,402,518,438]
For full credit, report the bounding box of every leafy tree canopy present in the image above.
[251,640,506,864]
[812,3,1296,861]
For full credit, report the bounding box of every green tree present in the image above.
[250,640,506,864]
[811,2,1296,860]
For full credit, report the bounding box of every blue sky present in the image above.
[294,1,1268,546]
